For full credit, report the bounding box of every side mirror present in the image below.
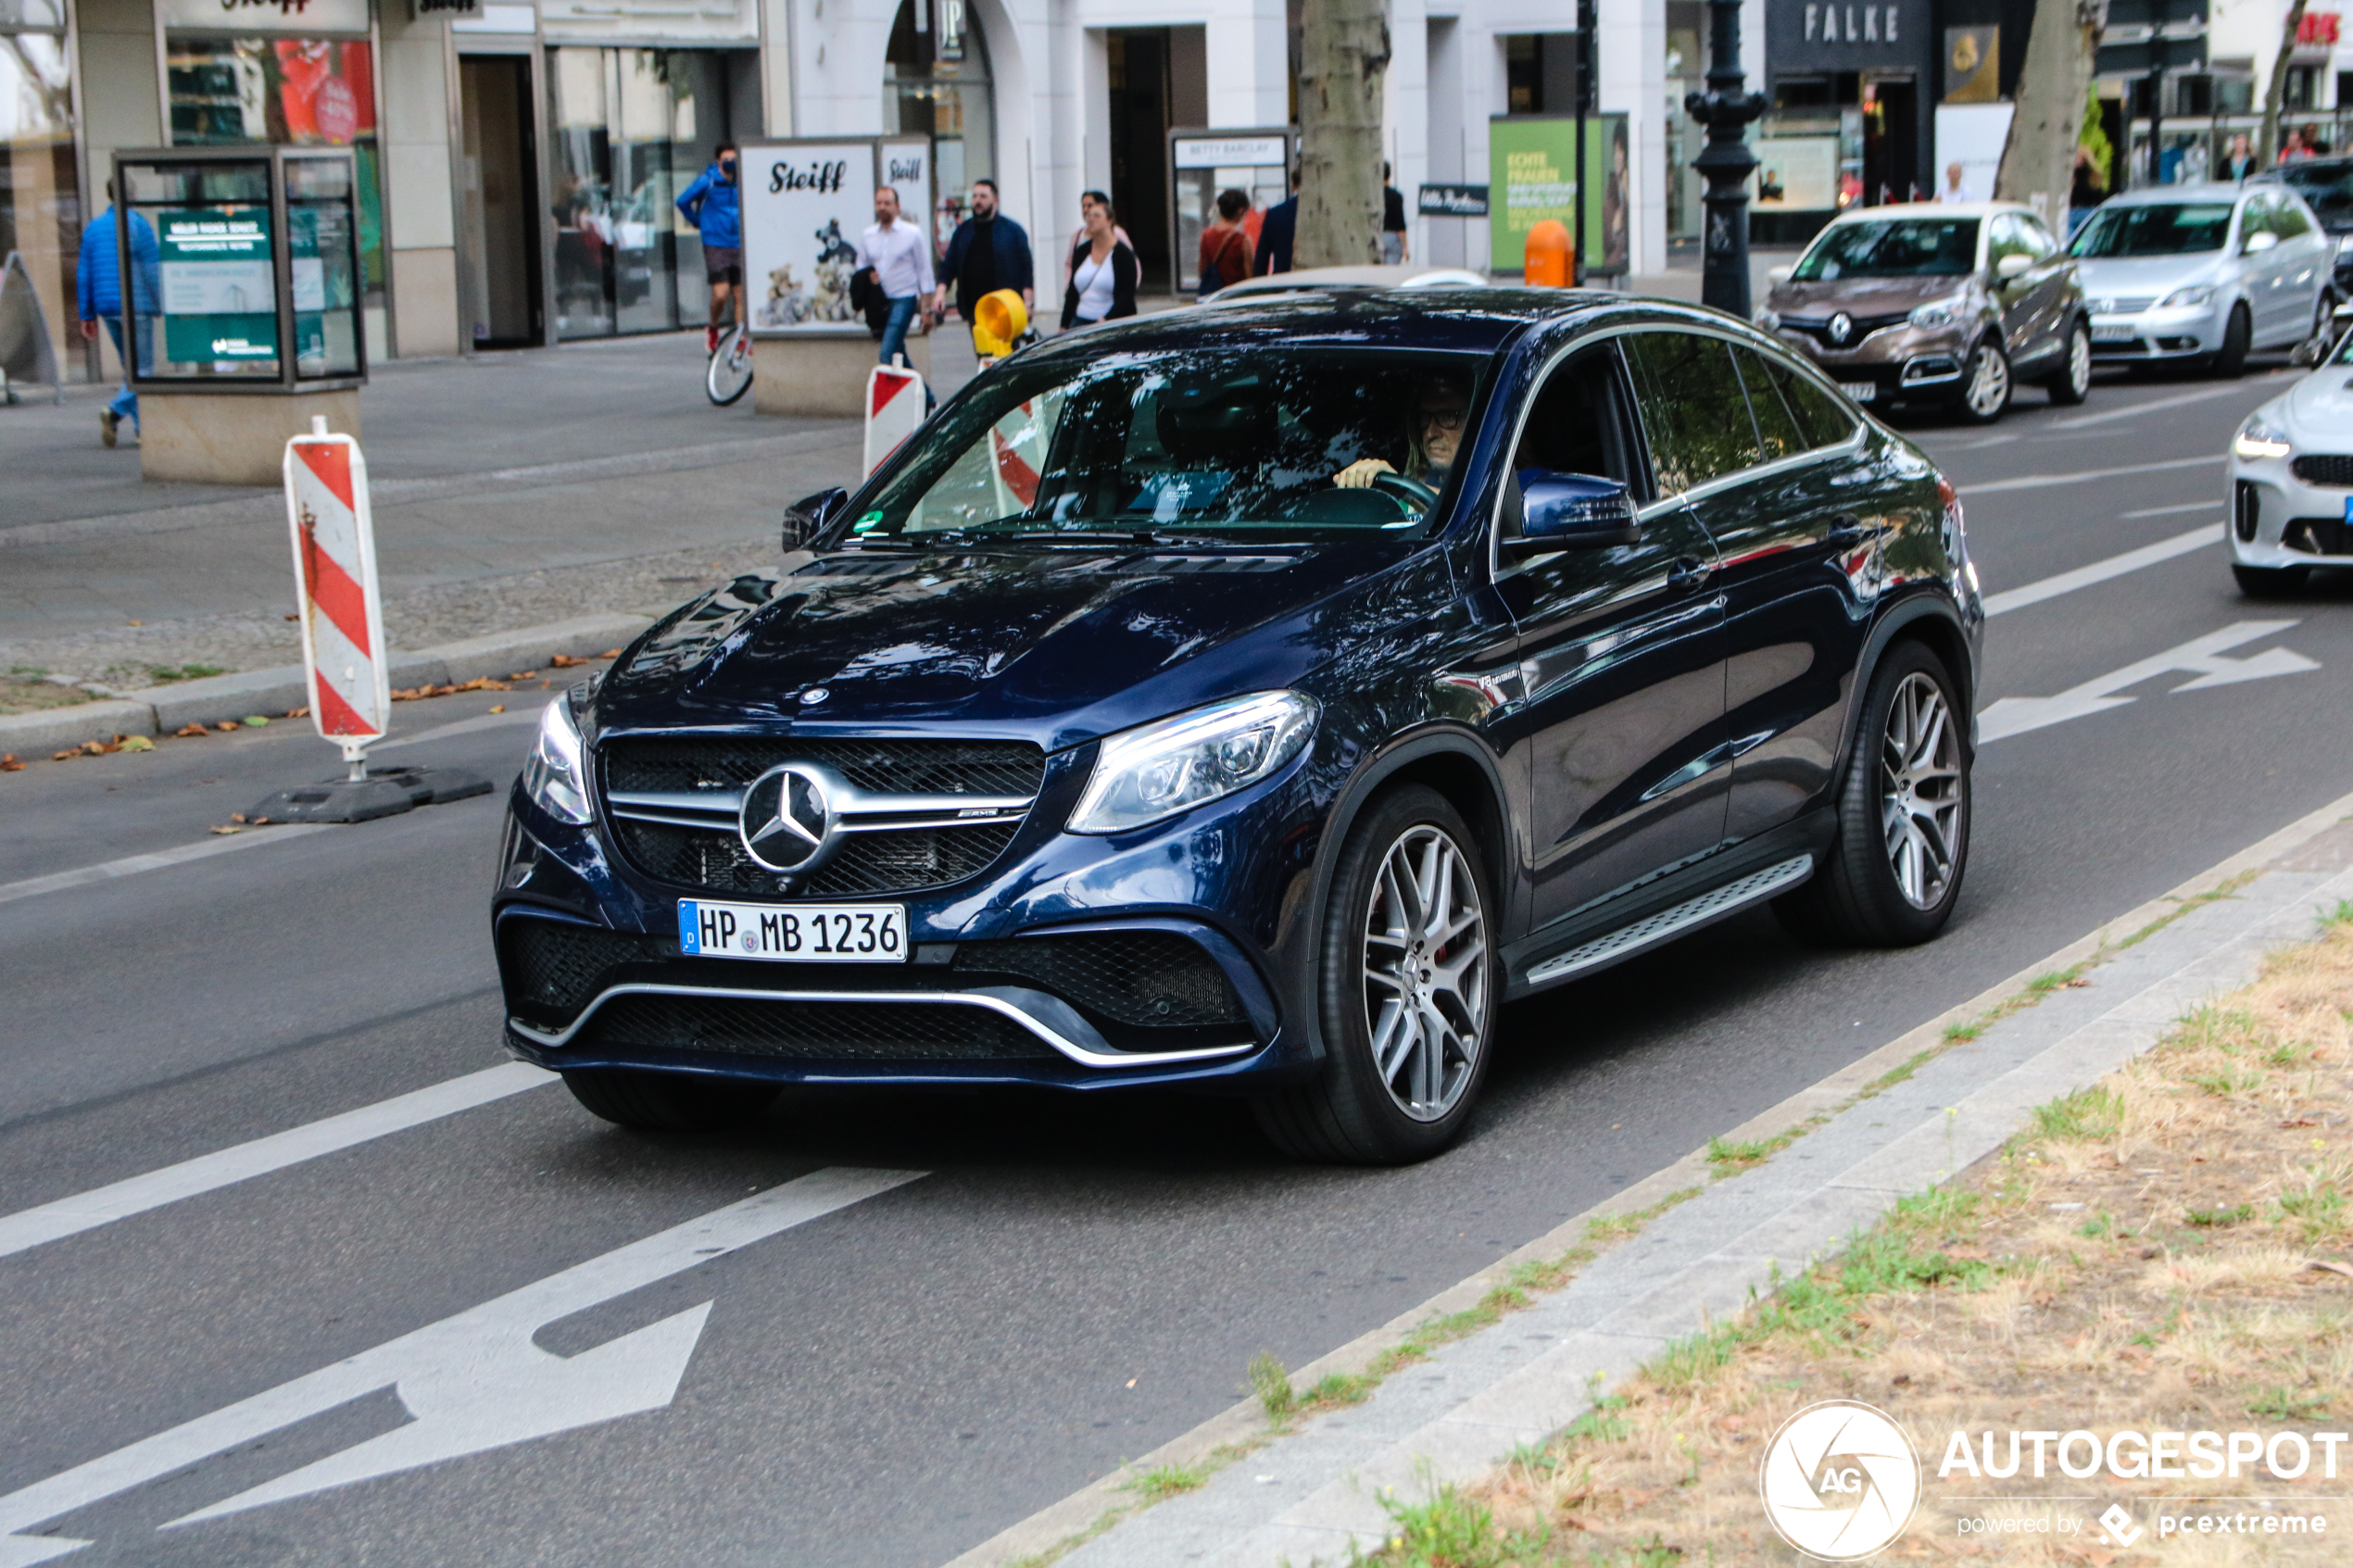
[783,486,849,550]
[2242,229,2280,255]
[1503,470,1640,556]
[1767,264,1794,285]
[1994,253,2034,281]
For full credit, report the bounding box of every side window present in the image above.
[1748,348,1861,450]
[2275,196,2312,238]
[1511,345,1648,500]
[2241,193,2276,241]
[2016,214,2059,258]
[1730,345,1806,463]
[1622,332,1763,493]
[1987,213,2032,266]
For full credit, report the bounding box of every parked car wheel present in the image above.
[1775,642,1970,947]
[2210,304,2252,378]
[2232,562,2311,598]
[1955,338,2011,423]
[1253,784,1495,1164]
[2044,319,2093,405]
[563,1068,780,1133]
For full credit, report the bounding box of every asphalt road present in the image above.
[3,360,2348,1568]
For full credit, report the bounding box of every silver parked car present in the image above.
[2070,182,2337,376]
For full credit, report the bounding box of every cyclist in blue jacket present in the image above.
[77,184,161,448]
[675,143,743,353]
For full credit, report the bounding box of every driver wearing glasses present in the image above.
[1330,374,1474,492]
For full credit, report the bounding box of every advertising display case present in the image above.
[1487,114,1629,278]
[1166,128,1297,296]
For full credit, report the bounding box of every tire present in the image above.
[2210,305,2251,379]
[1252,784,1496,1164]
[2233,562,2310,598]
[563,1067,779,1132]
[2043,319,2092,405]
[706,325,753,406]
[1774,641,1970,947]
[1954,337,2011,423]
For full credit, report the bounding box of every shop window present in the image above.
[2176,74,2212,116]
[2284,66,2316,112]
[0,1,81,379]
[1505,34,1539,114]
[885,0,995,250]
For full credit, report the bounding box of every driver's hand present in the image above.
[1333,458,1396,489]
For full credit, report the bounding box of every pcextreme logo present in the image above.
[1760,1400,1923,1561]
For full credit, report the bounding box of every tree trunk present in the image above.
[1994,0,2107,222]
[2259,0,2310,167]
[1295,0,1390,269]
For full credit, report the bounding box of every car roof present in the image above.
[1021,289,1713,361]
[2100,182,2250,206]
[1829,201,2023,220]
[1211,265,1491,300]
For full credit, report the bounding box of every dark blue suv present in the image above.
[494,291,1984,1163]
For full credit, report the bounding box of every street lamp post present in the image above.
[1686,0,1768,317]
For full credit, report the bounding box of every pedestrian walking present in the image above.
[1061,194,1138,330]
[1935,161,1978,204]
[857,184,937,367]
[2068,147,2107,236]
[933,178,1034,343]
[1198,188,1252,297]
[77,182,159,449]
[2221,132,2257,182]
[1254,168,1301,275]
[1062,191,1132,295]
[1382,163,1409,264]
[674,142,743,353]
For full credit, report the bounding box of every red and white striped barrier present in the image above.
[283,418,390,772]
[862,363,926,477]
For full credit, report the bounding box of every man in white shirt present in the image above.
[857,186,937,368]
[1937,162,1977,204]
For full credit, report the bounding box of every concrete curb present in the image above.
[0,612,650,757]
[941,787,2353,1568]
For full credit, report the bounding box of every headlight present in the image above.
[2232,416,2293,461]
[1753,306,1780,330]
[2160,284,2216,309]
[522,684,596,824]
[2336,233,2353,257]
[1068,691,1318,834]
[1907,299,1960,329]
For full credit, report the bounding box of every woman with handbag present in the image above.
[1198,188,1253,298]
[1061,193,1139,330]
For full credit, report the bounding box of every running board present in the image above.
[1520,854,1816,988]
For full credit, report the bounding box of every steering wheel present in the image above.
[1370,470,1440,512]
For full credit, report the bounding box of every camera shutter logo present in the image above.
[740,765,835,872]
[1758,1400,1920,1561]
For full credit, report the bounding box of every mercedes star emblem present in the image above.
[739,764,835,872]
[1828,311,1855,346]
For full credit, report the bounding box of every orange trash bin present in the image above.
[1524,220,1573,287]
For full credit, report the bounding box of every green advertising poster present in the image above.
[157,208,276,364]
[1488,114,1630,277]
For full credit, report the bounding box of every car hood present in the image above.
[591,543,1407,750]
[1769,275,1975,317]
[2072,254,2226,298]
[2280,365,2353,434]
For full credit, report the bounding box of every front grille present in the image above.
[2291,454,2353,487]
[503,920,666,1021]
[576,994,1059,1060]
[2089,295,2156,314]
[603,736,1044,797]
[1782,310,1908,348]
[954,932,1248,1028]
[612,817,1022,896]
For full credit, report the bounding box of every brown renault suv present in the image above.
[1757,202,2092,424]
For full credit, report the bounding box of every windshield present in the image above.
[2277,167,2353,231]
[1793,219,1980,281]
[850,347,1491,543]
[2070,203,2235,257]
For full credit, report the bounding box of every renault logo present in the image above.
[1828,311,1855,345]
[739,765,835,871]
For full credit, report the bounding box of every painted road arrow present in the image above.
[0,1166,925,1566]
[1978,621,2319,745]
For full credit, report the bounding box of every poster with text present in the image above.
[741,141,879,333]
[157,208,277,365]
[1488,114,1629,277]
[1753,136,1842,210]
[880,138,938,255]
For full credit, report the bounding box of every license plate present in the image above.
[1839,381,1877,403]
[2092,323,2137,343]
[677,899,908,962]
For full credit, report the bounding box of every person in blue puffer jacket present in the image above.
[77,184,161,447]
[675,142,743,353]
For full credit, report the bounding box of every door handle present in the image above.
[1666,556,1711,592]
[1825,513,1869,546]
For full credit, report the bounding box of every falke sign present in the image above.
[1770,0,1924,73]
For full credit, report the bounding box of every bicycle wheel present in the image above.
[706,325,753,406]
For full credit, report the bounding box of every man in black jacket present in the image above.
[1254,167,1302,276]
[933,179,1036,343]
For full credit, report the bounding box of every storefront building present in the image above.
[1756,0,1939,244]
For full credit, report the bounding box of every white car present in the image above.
[2226,314,2353,595]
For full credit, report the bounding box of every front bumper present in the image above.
[2228,447,2353,569]
[1773,322,1971,402]
[491,747,1326,1093]
[2088,300,2225,360]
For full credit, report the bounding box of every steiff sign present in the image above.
[157,0,372,33]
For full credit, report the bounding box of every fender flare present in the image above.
[1827,591,1978,800]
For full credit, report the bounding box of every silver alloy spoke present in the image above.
[1360,823,1490,1122]
[1878,671,1965,909]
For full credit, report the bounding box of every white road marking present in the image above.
[0,1167,925,1565]
[1980,524,2222,618]
[2120,501,2223,519]
[1979,621,2319,743]
[0,1063,552,1261]
[373,698,550,753]
[0,826,333,909]
[1961,453,2221,495]
[2047,377,2291,431]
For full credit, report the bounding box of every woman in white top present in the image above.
[1061,192,1139,330]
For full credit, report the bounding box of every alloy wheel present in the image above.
[1361,825,1489,1122]
[2066,326,2092,396]
[1881,672,1964,909]
[1965,343,2009,418]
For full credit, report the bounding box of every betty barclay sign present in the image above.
[157,209,277,364]
[740,141,879,335]
[156,0,373,33]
